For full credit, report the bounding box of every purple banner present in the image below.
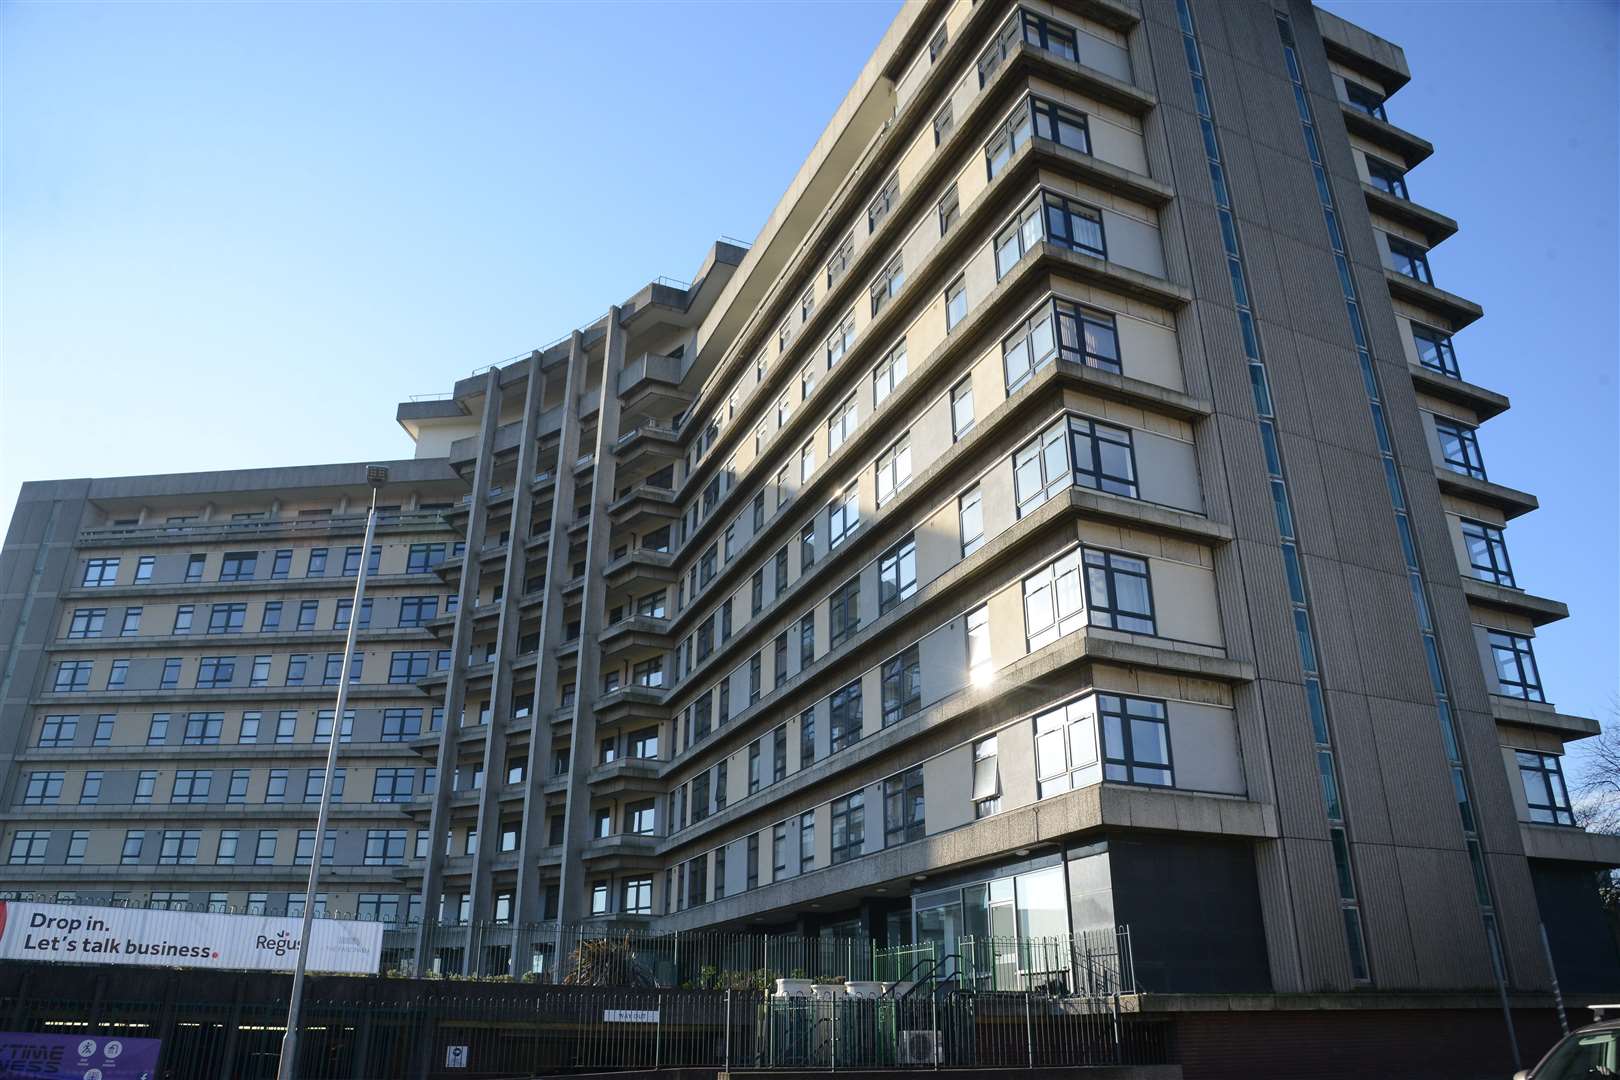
[0,1032,160,1080]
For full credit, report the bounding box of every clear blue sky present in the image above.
[3,3,1614,767]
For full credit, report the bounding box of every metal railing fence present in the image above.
[75,509,453,546]
[0,896,1135,993]
[874,940,937,983]
[1,987,1171,1079]
[957,927,1136,995]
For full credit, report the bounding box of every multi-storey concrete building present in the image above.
[4,0,1616,1029]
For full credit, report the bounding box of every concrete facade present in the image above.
[2,0,1616,1014]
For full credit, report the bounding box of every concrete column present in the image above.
[459,353,547,970]
[554,306,628,928]
[510,332,589,962]
[414,369,501,972]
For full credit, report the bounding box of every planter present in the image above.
[774,978,813,997]
[844,980,883,998]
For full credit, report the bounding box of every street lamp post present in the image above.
[275,465,388,1080]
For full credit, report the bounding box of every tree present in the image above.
[1571,702,1620,835]
[563,934,656,987]
[1569,702,1620,914]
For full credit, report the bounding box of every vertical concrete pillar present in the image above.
[554,306,628,928]
[414,370,501,972]
[461,353,547,971]
[510,331,589,970]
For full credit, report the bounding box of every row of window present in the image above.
[675,389,1140,706]
[21,763,436,807]
[49,649,452,693]
[35,706,443,749]
[80,543,458,590]
[65,594,449,640]
[668,542,1156,830]
[667,401,1161,770]
[665,689,1178,914]
[0,885,421,924]
[671,0,1130,577]
[10,826,427,868]
[670,72,1128,608]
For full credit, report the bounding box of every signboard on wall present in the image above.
[0,1032,161,1080]
[0,901,381,975]
[603,1010,660,1023]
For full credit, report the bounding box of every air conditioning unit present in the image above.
[897,1030,939,1066]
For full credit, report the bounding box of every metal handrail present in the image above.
[77,510,450,544]
[897,952,958,1002]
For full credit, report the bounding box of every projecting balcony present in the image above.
[443,486,515,523]
[1519,823,1620,867]
[1339,104,1433,166]
[603,547,677,589]
[599,614,672,650]
[607,483,679,530]
[1460,578,1568,627]
[588,757,662,797]
[580,832,659,870]
[1362,183,1456,246]
[1490,696,1599,739]
[613,421,683,475]
[1432,468,1538,520]
[1407,363,1509,422]
[1384,269,1483,330]
[594,685,665,726]
[617,352,688,415]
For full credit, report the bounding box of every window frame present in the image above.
[883,766,926,846]
[879,645,922,727]
[1100,694,1174,787]
[877,535,917,614]
[1515,750,1574,827]
[1488,629,1544,702]
[1410,323,1461,379]
[1434,416,1487,480]
[1083,548,1156,634]
[829,577,861,649]
[1386,235,1433,284]
[830,790,865,864]
[829,679,863,754]
[1460,519,1516,588]
[874,434,913,507]
[1002,296,1122,391]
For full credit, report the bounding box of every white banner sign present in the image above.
[0,901,382,974]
